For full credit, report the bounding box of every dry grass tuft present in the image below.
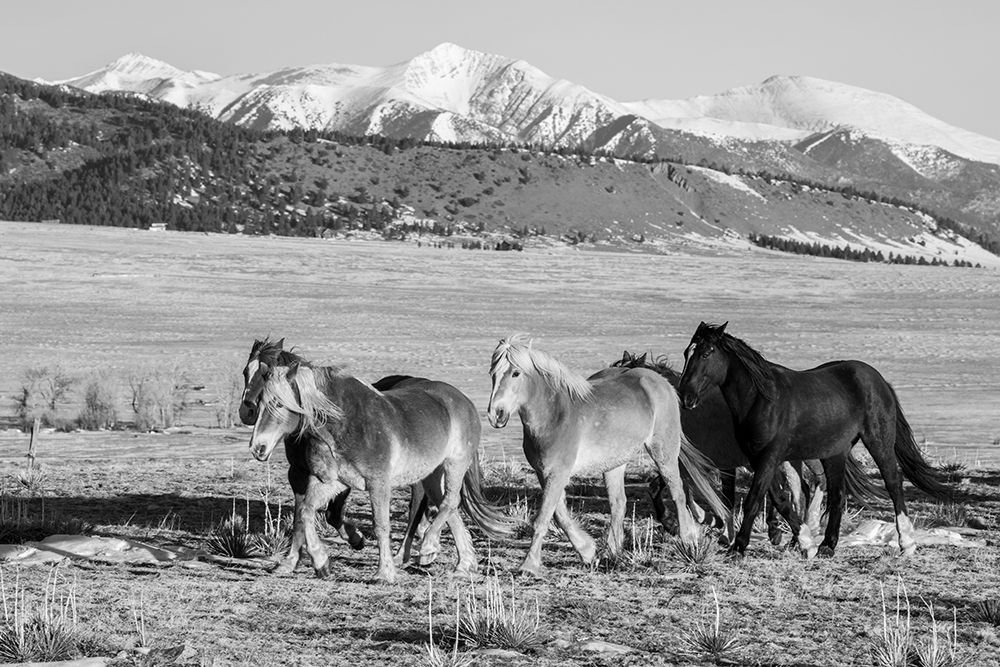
[680,586,741,660]
[459,566,542,652]
[870,580,914,667]
[914,503,968,530]
[423,579,475,667]
[913,604,962,667]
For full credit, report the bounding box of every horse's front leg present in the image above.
[732,450,782,556]
[274,464,308,575]
[368,481,397,583]
[521,468,572,577]
[302,478,344,577]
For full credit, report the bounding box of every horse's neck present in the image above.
[313,368,363,425]
[718,357,767,424]
[518,377,572,441]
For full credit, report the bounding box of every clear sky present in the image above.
[3,0,997,139]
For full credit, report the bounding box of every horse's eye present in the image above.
[512,370,521,378]
[700,347,713,358]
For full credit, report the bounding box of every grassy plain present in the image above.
[1,221,999,666]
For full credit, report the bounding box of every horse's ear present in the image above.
[620,350,630,364]
[637,352,648,365]
[718,322,728,335]
[286,361,300,381]
[251,339,263,352]
[276,338,285,349]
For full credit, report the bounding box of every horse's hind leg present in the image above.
[325,488,365,551]
[862,420,916,556]
[418,459,465,567]
[395,482,429,567]
[604,465,627,557]
[553,492,597,565]
[647,439,699,545]
[818,455,847,556]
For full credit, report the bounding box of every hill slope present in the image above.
[1,72,997,266]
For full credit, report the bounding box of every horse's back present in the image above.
[789,359,894,406]
[379,377,479,438]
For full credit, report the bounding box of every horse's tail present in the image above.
[371,374,416,392]
[678,435,729,523]
[889,386,952,500]
[460,454,516,539]
[843,453,889,507]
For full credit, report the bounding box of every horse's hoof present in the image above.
[451,566,479,582]
[901,544,917,558]
[726,544,747,558]
[348,535,365,551]
[801,545,819,560]
[418,550,439,567]
[518,562,545,578]
[768,531,783,547]
[374,570,398,584]
[272,561,296,575]
[313,562,331,579]
[817,545,835,559]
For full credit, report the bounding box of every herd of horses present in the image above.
[237,323,952,583]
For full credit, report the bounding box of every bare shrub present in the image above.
[76,374,119,430]
[215,370,245,428]
[14,366,75,430]
[129,366,190,431]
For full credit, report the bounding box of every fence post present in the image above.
[27,416,40,470]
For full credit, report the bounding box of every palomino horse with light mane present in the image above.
[248,351,511,583]
[487,336,727,576]
[239,339,428,564]
[678,322,952,557]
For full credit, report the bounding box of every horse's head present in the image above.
[248,362,343,462]
[239,338,284,425]
[678,321,730,409]
[487,337,532,428]
[248,363,301,461]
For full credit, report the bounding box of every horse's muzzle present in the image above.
[250,443,272,462]
[681,393,700,410]
[238,401,258,426]
[489,407,509,429]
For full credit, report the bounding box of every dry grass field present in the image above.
[1,221,999,666]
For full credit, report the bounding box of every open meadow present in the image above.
[1,221,999,666]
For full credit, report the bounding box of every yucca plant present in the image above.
[459,567,542,652]
[252,499,290,559]
[668,529,717,572]
[681,586,741,660]
[0,567,80,663]
[913,603,961,667]
[974,598,1000,626]
[869,580,914,667]
[206,500,257,558]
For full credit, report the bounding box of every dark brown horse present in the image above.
[612,351,885,545]
[249,351,511,582]
[678,322,951,556]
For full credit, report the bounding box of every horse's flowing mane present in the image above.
[701,325,776,401]
[491,334,593,401]
[260,364,344,436]
[612,351,680,383]
[252,337,310,368]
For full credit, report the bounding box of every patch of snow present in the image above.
[688,166,766,201]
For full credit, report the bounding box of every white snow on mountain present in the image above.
[54,45,1000,168]
[624,75,1000,165]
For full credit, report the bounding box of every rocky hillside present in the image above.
[1,72,997,266]
[53,44,1000,239]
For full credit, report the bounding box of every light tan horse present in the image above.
[249,357,511,583]
[487,336,727,576]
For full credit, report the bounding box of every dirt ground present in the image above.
[2,221,1000,665]
[3,456,1000,666]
